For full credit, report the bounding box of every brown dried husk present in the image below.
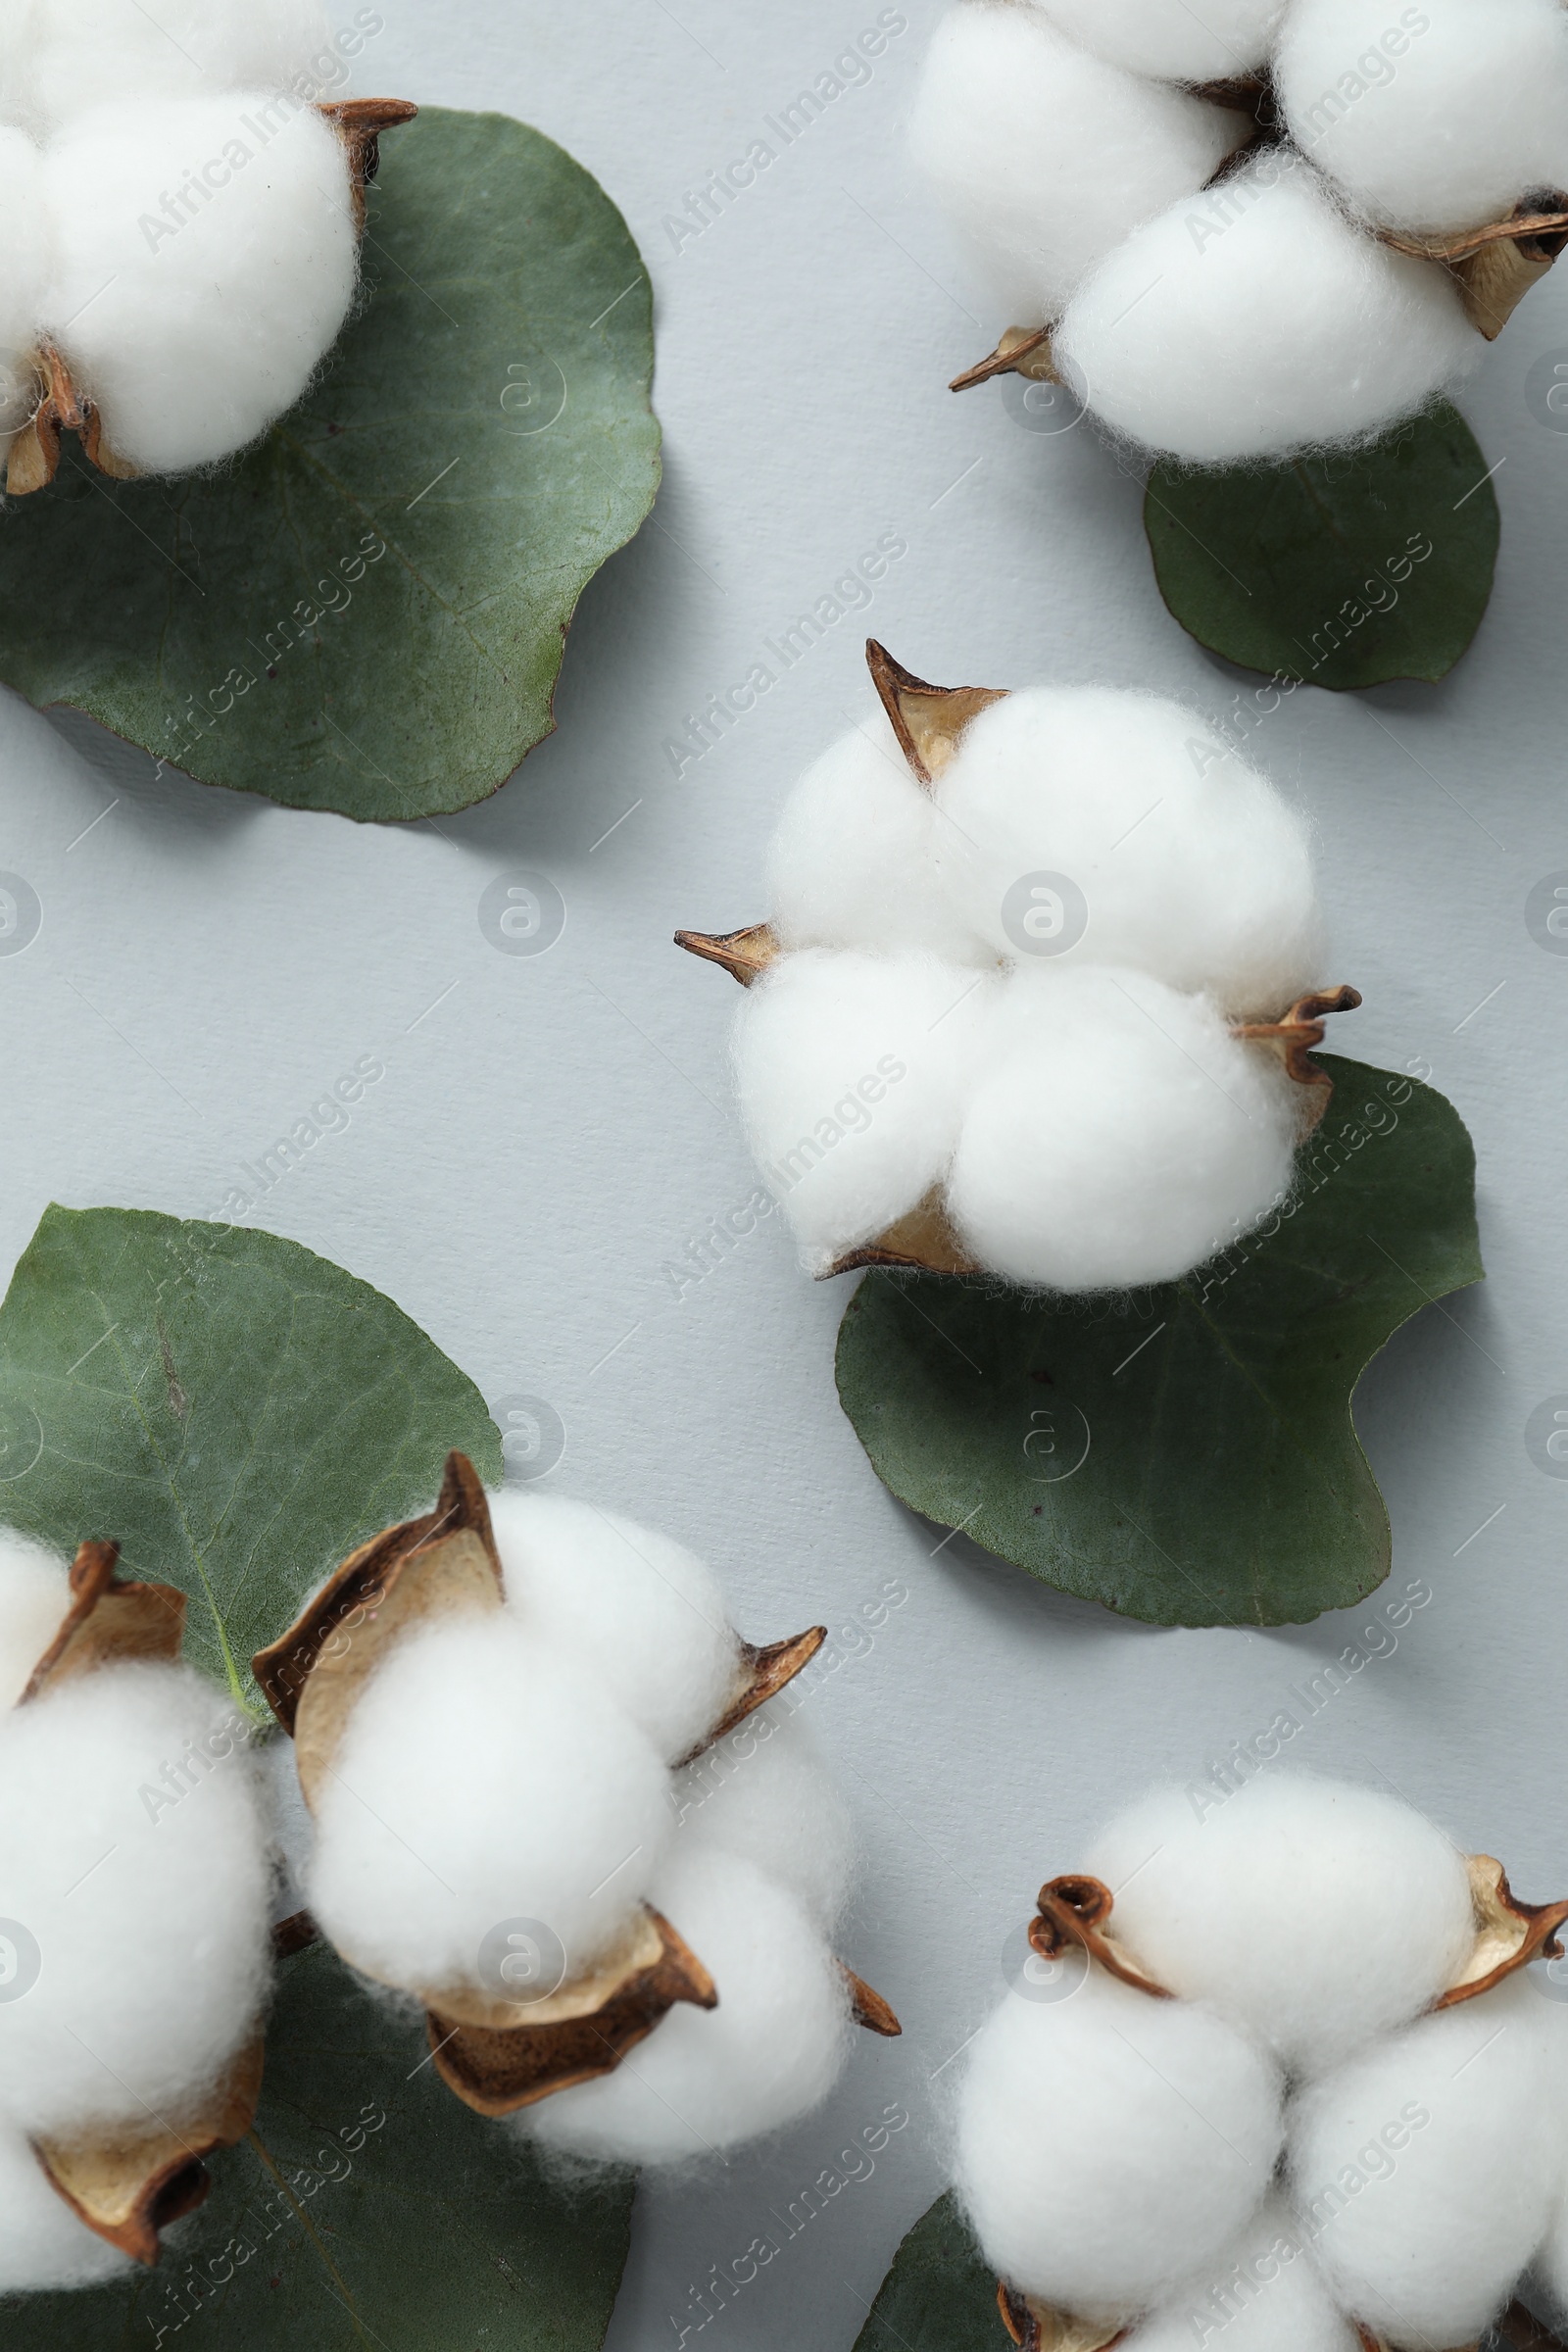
[2,97,417,497]
[991,1861,1568,2352]
[677,638,1361,1279]
[255,1451,898,2116]
[14,1538,265,2263]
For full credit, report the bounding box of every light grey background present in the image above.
[3,3,1567,2344]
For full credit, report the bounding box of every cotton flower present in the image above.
[955,1773,1568,2351]
[913,0,1566,462]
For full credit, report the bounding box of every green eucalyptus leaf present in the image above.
[2,1941,634,2352]
[835,1058,1482,1629]
[1144,403,1498,691]
[0,107,661,820]
[853,2194,1001,2352]
[0,1204,501,1705]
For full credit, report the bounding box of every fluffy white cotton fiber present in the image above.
[1031,0,1290,82]
[1084,1776,1478,2077]
[522,1847,854,2166]
[0,130,45,441]
[955,1963,1283,2318]
[767,723,990,965]
[1054,152,1482,464]
[5,1,335,135]
[946,964,1298,1291]
[931,688,1323,1015]
[1122,2198,1360,2352]
[490,1490,744,1765]
[1291,1977,1561,2348]
[306,1615,674,1993]
[0,1529,68,1712]
[909,5,1247,323]
[42,95,357,474]
[733,948,996,1274]
[0,2118,132,2293]
[1278,0,1568,238]
[0,1662,270,2139]
[672,1701,856,1932]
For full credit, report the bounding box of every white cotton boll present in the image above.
[1277,0,1568,239]
[955,1964,1282,2319]
[946,965,1298,1292]
[1054,153,1483,464]
[8,2,335,135]
[732,949,997,1275]
[909,6,1247,325]
[1084,1776,1478,2077]
[489,1489,744,1766]
[305,1615,672,1994]
[1030,0,1289,81]
[0,2116,132,2293]
[0,1529,69,1713]
[766,724,990,965]
[0,131,46,442]
[42,95,358,476]
[522,1846,854,2166]
[1291,1977,1561,2349]
[671,1702,855,1932]
[931,688,1324,1015]
[0,1664,270,2139]
[1122,2198,1359,2352]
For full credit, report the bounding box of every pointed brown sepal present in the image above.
[1382,198,1568,339]
[951,324,1058,395]
[271,1909,320,1962]
[686,1626,828,1762]
[5,343,139,498]
[1431,1855,1568,2011]
[999,2282,1128,2352]
[1233,984,1361,1132]
[1494,2304,1568,2349]
[673,921,780,987]
[252,1448,502,1775]
[19,1540,185,1706]
[422,1907,717,2117]
[318,98,419,226]
[32,2032,265,2266]
[842,1967,901,2037]
[865,640,1009,788]
[823,1187,979,1281]
[1029,1876,1173,2001]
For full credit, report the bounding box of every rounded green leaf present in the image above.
[0,108,661,820]
[1,1941,634,2352]
[835,1059,1483,1629]
[853,2194,1000,2352]
[0,1204,502,1706]
[1144,403,1498,690]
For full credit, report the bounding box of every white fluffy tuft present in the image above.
[1122,2197,1360,2351]
[932,687,1325,1013]
[490,1490,745,1765]
[41,95,358,474]
[945,964,1299,1292]
[305,1615,673,1993]
[0,2115,133,2293]
[670,1700,855,1933]
[0,1529,69,1713]
[0,130,45,440]
[1277,0,1568,238]
[955,1963,1284,2319]
[732,948,998,1275]
[1084,1775,1477,2076]
[0,1663,271,2138]
[1290,1977,1562,2348]
[1030,0,1290,81]
[1054,151,1483,464]
[910,4,1247,324]
[519,1846,854,2166]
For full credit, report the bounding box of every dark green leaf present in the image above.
[1,1941,634,2352]
[853,2194,1002,2352]
[1144,403,1498,690]
[0,108,661,820]
[0,1205,502,1704]
[835,1059,1482,1628]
